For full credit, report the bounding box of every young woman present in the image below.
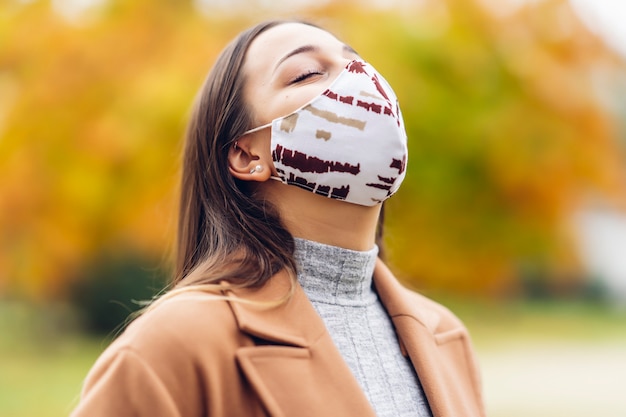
[71,20,485,417]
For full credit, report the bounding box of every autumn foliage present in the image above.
[0,0,624,299]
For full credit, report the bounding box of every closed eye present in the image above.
[290,70,323,84]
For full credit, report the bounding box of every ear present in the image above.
[228,134,273,182]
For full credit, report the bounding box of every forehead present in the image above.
[244,23,343,73]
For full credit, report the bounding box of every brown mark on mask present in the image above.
[280,113,299,133]
[360,90,384,101]
[303,104,366,130]
[315,130,331,141]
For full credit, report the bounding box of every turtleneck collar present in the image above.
[293,238,379,307]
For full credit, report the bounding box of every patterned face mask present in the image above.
[243,60,408,207]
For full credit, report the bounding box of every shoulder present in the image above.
[84,289,242,383]
[73,290,242,417]
[403,288,466,332]
[114,290,240,358]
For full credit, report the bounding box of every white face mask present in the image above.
[244,60,408,206]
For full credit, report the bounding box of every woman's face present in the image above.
[243,22,361,131]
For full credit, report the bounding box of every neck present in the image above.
[262,182,380,251]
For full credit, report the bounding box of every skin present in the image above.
[228,23,381,251]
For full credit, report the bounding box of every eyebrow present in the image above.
[274,44,360,72]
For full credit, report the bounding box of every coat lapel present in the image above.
[373,259,485,417]
[226,270,377,417]
[226,261,483,417]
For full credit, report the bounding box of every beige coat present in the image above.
[71,259,485,417]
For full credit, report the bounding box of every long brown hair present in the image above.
[174,19,385,292]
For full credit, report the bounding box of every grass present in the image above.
[445,297,626,346]
[0,338,103,417]
[0,302,108,417]
[0,298,625,417]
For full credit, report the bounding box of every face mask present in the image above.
[244,59,408,207]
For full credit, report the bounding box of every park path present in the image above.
[478,339,626,417]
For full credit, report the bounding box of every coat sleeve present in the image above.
[70,347,184,417]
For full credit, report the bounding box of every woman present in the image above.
[71,20,485,417]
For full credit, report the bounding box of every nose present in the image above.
[339,55,357,69]
[330,56,357,80]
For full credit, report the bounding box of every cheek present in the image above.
[273,91,315,119]
[259,81,329,123]
[273,94,294,117]
[281,80,335,114]
[258,131,274,160]
[261,133,278,172]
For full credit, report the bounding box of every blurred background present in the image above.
[1,0,625,415]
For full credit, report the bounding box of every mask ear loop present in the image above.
[241,121,272,136]
[237,121,284,183]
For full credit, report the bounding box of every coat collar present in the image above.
[225,258,443,346]
[224,269,327,348]
[373,258,442,334]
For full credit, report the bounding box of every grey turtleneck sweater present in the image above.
[293,238,433,417]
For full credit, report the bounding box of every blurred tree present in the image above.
[320,0,626,295]
[0,0,624,300]
[0,0,246,299]
[69,247,167,334]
